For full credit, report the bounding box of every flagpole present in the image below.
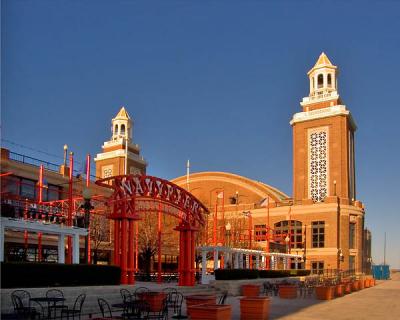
[266,197,270,269]
[186,159,190,191]
[125,137,128,175]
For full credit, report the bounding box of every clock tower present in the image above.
[95,107,147,179]
[291,53,356,203]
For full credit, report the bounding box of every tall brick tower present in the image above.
[291,53,356,204]
[95,107,147,179]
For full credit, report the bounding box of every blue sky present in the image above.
[2,0,400,268]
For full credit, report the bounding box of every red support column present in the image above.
[114,220,120,265]
[185,228,191,286]
[135,222,139,271]
[38,233,42,262]
[120,219,128,284]
[178,225,185,286]
[128,220,135,284]
[67,152,74,264]
[190,230,196,286]
[157,204,162,284]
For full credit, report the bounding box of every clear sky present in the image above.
[2,0,399,268]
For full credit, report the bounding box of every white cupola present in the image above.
[111,106,132,142]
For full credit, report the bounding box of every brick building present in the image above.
[172,53,367,274]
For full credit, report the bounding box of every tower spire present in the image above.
[301,52,341,111]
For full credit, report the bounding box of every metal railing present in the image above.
[9,151,60,172]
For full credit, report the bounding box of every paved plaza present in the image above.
[223,272,400,319]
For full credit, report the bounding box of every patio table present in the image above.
[30,297,66,319]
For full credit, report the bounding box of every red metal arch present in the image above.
[96,174,208,226]
[96,174,209,286]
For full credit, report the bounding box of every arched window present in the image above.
[274,220,303,249]
[317,74,324,89]
[312,77,315,90]
[327,74,332,87]
[120,124,125,136]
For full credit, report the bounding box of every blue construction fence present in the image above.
[372,264,390,280]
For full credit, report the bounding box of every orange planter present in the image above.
[278,285,297,299]
[359,279,365,290]
[351,281,359,291]
[343,282,352,294]
[186,295,216,317]
[242,284,260,297]
[188,304,232,320]
[335,284,345,297]
[139,292,167,312]
[364,279,370,288]
[315,286,335,300]
[240,297,270,320]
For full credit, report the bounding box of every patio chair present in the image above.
[217,291,228,305]
[170,292,186,319]
[46,289,65,318]
[61,293,85,319]
[11,290,43,319]
[98,298,123,319]
[162,288,177,309]
[134,287,150,300]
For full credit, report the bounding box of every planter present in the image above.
[351,281,359,291]
[364,279,370,288]
[186,295,216,317]
[240,297,270,320]
[343,282,352,294]
[187,304,231,320]
[335,284,345,297]
[138,292,167,312]
[315,286,335,300]
[278,285,297,299]
[241,284,260,297]
[358,279,365,290]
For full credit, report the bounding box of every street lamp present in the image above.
[338,248,344,271]
[284,235,290,270]
[225,222,231,247]
[81,188,93,264]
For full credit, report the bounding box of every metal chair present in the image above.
[98,298,123,319]
[217,291,228,305]
[11,290,43,319]
[162,288,177,309]
[61,293,85,319]
[134,287,150,301]
[46,289,65,319]
[170,292,187,319]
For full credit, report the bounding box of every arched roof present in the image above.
[171,171,289,207]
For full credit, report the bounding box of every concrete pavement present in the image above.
[224,272,400,319]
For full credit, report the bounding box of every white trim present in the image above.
[290,105,357,130]
[94,149,147,165]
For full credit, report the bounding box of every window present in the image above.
[309,128,329,202]
[311,261,324,274]
[274,220,303,249]
[102,165,113,178]
[349,256,355,271]
[47,184,61,201]
[327,74,332,87]
[317,74,324,88]
[114,124,118,135]
[312,221,325,248]
[349,223,356,249]
[254,224,267,242]
[20,179,36,200]
[120,124,125,136]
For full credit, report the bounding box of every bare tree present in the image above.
[90,213,111,264]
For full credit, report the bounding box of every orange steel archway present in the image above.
[96,174,209,286]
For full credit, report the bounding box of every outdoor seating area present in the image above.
[9,289,85,319]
